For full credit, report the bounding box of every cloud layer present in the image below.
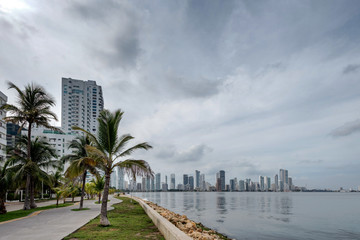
[1,0,360,189]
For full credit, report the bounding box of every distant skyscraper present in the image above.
[288,177,293,190]
[151,178,155,191]
[220,170,225,191]
[279,169,289,191]
[239,180,245,191]
[265,177,271,190]
[146,176,151,191]
[275,174,279,192]
[155,173,161,191]
[61,78,104,135]
[200,174,205,191]
[118,167,125,190]
[170,174,175,190]
[183,174,189,186]
[0,91,7,161]
[230,179,235,191]
[195,170,200,188]
[259,176,264,191]
[189,176,194,190]
[110,169,117,189]
[142,178,146,191]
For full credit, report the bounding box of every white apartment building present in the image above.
[0,91,7,161]
[61,78,104,135]
[25,127,75,161]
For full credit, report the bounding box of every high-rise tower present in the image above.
[61,78,104,135]
[0,91,7,161]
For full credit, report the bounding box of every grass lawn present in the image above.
[71,208,90,211]
[64,197,164,240]
[0,203,73,222]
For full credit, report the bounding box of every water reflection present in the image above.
[216,193,227,215]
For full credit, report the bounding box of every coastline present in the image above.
[130,195,232,240]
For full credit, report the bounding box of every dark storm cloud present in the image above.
[343,64,360,74]
[331,119,360,137]
[69,0,142,69]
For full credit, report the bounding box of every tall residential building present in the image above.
[279,169,289,191]
[118,167,125,190]
[61,78,104,135]
[6,123,21,149]
[274,174,279,192]
[200,174,205,191]
[220,170,225,191]
[265,177,271,191]
[188,176,194,190]
[110,168,118,189]
[195,170,200,189]
[259,176,264,191]
[142,178,146,191]
[155,173,161,191]
[239,180,245,191]
[170,174,175,190]
[288,177,293,190]
[146,176,151,191]
[0,91,7,161]
[151,178,155,191]
[26,127,75,160]
[230,179,235,191]
[183,174,189,186]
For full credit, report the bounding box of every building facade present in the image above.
[0,91,7,161]
[61,78,104,135]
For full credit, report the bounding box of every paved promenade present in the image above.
[0,195,121,240]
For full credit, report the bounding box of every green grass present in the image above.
[0,203,73,222]
[71,208,90,211]
[94,200,110,204]
[64,197,164,240]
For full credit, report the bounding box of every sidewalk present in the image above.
[0,195,122,240]
[5,197,83,212]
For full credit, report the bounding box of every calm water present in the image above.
[132,192,360,240]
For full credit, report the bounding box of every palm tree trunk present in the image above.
[100,172,111,226]
[24,122,32,210]
[98,193,101,203]
[56,198,59,207]
[30,178,37,209]
[0,194,6,214]
[80,171,87,209]
[23,173,31,210]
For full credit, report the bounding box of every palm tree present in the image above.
[73,109,153,226]
[91,175,105,203]
[0,82,57,210]
[0,159,14,214]
[62,136,97,209]
[7,136,58,209]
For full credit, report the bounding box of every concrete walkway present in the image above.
[5,197,81,212]
[0,195,122,240]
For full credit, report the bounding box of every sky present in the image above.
[1,0,360,189]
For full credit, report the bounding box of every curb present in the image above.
[126,196,192,240]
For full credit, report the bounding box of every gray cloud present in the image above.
[156,144,212,163]
[343,64,360,74]
[297,159,324,165]
[331,119,360,137]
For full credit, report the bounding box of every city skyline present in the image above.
[1,1,360,189]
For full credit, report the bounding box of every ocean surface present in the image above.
[132,192,360,240]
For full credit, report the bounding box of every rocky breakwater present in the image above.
[144,201,232,240]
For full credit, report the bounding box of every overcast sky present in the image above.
[1,0,360,189]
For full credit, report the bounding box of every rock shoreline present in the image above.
[144,200,232,240]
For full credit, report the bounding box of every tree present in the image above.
[0,159,14,214]
[7,136,58,209]
[73,109,153,226]
[0,82,57,210]
[62,136,97,209]
[91,175,105,203]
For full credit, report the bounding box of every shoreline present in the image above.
[135,196,232,240]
